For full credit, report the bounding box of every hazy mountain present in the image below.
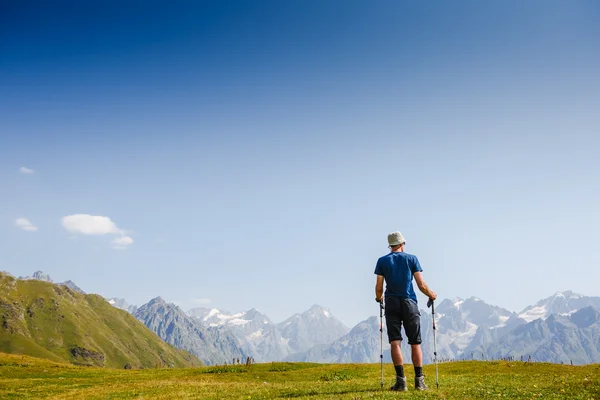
[463,313,528,360]
[19,271,53,282]
[60,280,85,294]
[518,291,600,322]
[277,305,349,353]
[0,272,200,368]
[287,316,387,363]
[486,306,600,364]
[135,298,246,365]
[438,297,514,327]
[295,292,600,365]
[108,297,138,314]
[18,271,85,294]
[188,305,349,362]
[188,307,289,362]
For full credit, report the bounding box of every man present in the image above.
[374,231,437,391]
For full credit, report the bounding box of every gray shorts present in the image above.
[385,297,422,345]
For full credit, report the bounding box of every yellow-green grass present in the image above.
[1,353,599,399]
[0,273,200,368]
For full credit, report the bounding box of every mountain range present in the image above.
[9,271,600,366]
[187,304,349,362]
[298,292,600,365]
[134,297,247,365]
[135,291,600,365]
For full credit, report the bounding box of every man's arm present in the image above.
[413,271,437,300]
[375,275,384,302]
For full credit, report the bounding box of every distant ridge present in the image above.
[18,271,85,294]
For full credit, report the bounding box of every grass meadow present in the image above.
[1,352,599,399]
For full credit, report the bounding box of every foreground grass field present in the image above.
[1,353,599,399]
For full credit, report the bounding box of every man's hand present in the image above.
[429,291,437,301]
[375,297,383,303]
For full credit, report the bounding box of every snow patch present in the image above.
[453,299,464,308]
[323,310,331,318]
[108,299,116,305]
[559,310,577,317]
[451,321,478,353]
[519,305,548,322]
[203,308,220,321]
[491,315,510,329]
[248,330,263,340]
[229,318,250,326]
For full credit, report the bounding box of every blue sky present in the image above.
[1,1,599,327]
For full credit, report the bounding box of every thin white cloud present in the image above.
[112,235,134,250]
[19,167,35,174]
[15,218,38,232]
[62,214,123,235]
[62,214,134,250]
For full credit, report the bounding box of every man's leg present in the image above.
[403,299,428,390]
[411,344,423,377]
[391,340,404,372]
[385,311,407,392]
[390,340,407,390]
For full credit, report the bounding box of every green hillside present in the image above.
[0,273,200,369]
[0,352,599,399]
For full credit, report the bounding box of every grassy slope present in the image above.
[0,273,200,369]
[1,353,599,399]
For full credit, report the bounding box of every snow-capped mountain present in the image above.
[518,291,600,322]
[188,307,288,362]
[277,305,349,353]
[107,297,138,314]
[438,297,515,328]
[485,306,600,364]
[134,297,246,365]
[188,307,258,327]
[431,296,519,357]
[295,292,600,365]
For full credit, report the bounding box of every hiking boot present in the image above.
[390,376,408,391]
[415,375,428,391]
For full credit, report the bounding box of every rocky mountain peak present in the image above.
[33,271,53,282]
[19,270,53,282]
[148,296,166,305]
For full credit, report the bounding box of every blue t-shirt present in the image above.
[374,252,423,303]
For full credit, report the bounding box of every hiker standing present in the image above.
[374,231,437,391]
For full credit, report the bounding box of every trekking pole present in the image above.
[427,298,439,389]
[379,299,384,389]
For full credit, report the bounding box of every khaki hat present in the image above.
[387,231,405,246]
